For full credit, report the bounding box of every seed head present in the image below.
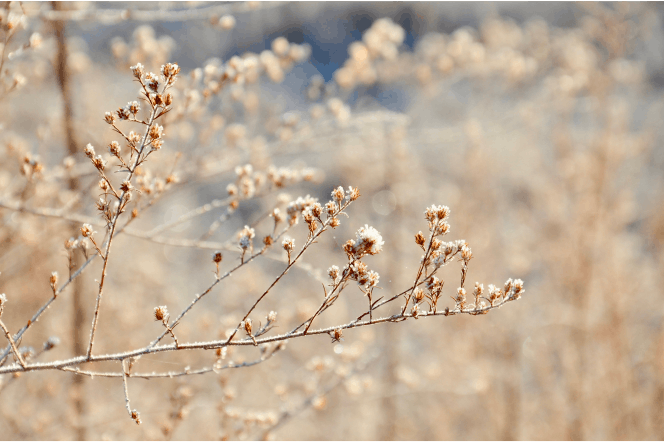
[282,238,294,252]
[349,225,384,258]
[130,63,145,79]
[108,141,121,156]
[414,231,426,248]
[80,224,94,238]
[120,180,133,192]
[212,251,223,263]
[331,186,345,203]
[328,265,340,283]
[154,305,169,322]
[84,143,95,159]
[346,186,360,201]
[243,318,253,335]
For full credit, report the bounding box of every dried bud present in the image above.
[149,124,164,140]
[104,112,116,124]
[331,328,343,342]
[263,235,274,247]
[212,251,223,263]
[154,305,169,322]
[311,203,323,218]
[130,63,145,79]
[329,217,341,228]
[513,279,524,293]
[120,180,133,192]
[161,63,180,79]
[325,201,336,216]
[84,143,95,159]
[331,186,345,203]
[415,231,426,248]
[328,265,340,283]
[164,93,173,106]
[0,293,7,309]
[129,101,140,114]
[413,288,425,303]
[243,318,253,335]
[267,311,277,323]
[80,224,94,238]
[346,186,360,201]
[108,141,121,156]
[282,238,294,252]
[131,409,141,425]
[461,245,472,261]
[455,287,466,304]
[50,271,58,289]
[92,155,106,171]
[99,179,109,191]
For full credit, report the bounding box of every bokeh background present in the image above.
[1,1,663,440]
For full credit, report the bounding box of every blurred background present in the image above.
[0,1,663,440]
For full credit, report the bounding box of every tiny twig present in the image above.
[121,359,141,424]
[0,318,25,369]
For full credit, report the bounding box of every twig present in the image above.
[122,359,141,424]
[0,294,520,376]
[60,348,279,379]
[0,318,25,369]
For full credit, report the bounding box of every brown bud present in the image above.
[50,272,58,290]
[331,328,343,342]
[154,306,169,322]
[415,231,426,248]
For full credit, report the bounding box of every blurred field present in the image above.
[0,2,663,440]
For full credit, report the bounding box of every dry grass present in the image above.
[0,2,662,440]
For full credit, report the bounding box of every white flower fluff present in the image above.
[352,224,384,256]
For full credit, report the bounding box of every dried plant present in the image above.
[0,2,661,440]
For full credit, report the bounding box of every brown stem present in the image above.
[53,2,87,438]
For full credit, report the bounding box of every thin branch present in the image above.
[0,294,521,376]
[225,201,352,344]
[0,318,25,369]
[147,224,292,350]
[86,81,168,358]
[59,348,279,379]
[122,359,141,424]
